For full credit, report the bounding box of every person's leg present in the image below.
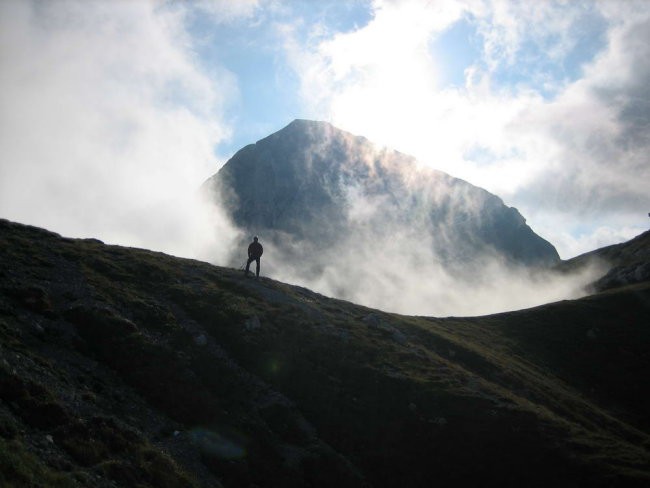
[255,257,260,277]
[245,257,252,274]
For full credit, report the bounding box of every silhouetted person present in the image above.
[245,236,263,278]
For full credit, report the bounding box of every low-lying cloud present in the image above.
[252,207,604,317]
[210,123,605,317]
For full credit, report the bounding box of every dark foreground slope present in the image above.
[1,219,649,487]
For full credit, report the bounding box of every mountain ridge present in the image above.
[204,119,559,270]
[556,229,650,292]
[1,218,649,487]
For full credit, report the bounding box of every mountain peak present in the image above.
[285,118,332,129]
[263,118,343,144]
[203,121,560,313]
[209,120,558,263]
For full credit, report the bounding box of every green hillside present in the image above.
[1,219,648,487]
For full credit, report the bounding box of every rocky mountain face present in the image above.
[1,218,650,487]
[203,119,559,270]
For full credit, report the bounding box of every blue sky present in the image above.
[1,0,649,261]
[185,0,376,156]
[198,1,609,155]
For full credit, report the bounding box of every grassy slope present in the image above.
[0,218,649,487]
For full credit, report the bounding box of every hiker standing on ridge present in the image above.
[245,236,263,278]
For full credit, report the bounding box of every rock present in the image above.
[362,314,381,327]
[467,377,479,391]
[194,334,207,346]
[339,329,351,342]
[245,315,261,331]
[363,314,406,343]
[5,285,55,317]
[64,303,138,336]
[392,330,407,344]
[32,322,45,335]
[45,434,54,444]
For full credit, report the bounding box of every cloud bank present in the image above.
[261,222,603,317]
[279,0,650,257]
[0,0,240,261]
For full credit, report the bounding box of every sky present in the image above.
[1,0,649,265]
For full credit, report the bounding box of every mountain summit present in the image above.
[204,120,558,270]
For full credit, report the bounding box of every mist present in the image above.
[0,0,241,263]
[245,216,604,318]
[210,122,605,317]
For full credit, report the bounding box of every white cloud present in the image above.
[261,203,603,317]
[546,224,643,261]
[473,0,594,71]
[510,4,650,243]
[189,0,261,23]
[280,0,650,258]
[0,0,241,261]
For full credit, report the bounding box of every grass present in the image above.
[0,438,78,488]
[1,217,649,487]
[0,365,70,430]
[95,446,197,488]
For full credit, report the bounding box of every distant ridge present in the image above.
[557,229,650,291]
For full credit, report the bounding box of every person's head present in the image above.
[253,236,258,242]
